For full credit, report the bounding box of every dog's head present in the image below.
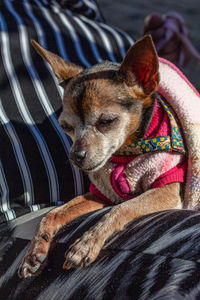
[32,36,159,172]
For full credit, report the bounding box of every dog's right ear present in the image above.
[31,40,83,85]
[119,35,159,95]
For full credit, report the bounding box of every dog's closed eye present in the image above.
[98,118,116,126]
[60,122,74,133]
[97,117,119,131]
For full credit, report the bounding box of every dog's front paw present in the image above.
[18,236,50,278]
[63,229,104,270]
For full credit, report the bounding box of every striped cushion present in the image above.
[0,0,134,223]
[1,209,200,298]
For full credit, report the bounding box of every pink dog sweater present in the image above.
[90,98,187,205]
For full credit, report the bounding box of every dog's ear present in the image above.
[31,40,83,85]
[119,35,159,95]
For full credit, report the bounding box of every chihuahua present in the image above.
[18,36,186,278]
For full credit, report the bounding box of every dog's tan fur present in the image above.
[18,36,182,278]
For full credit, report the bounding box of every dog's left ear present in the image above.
[119,35,159,95]
[31,40,83,86]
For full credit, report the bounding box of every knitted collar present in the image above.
[115,96,186,157]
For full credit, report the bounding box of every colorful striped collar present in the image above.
[116,97,186,156]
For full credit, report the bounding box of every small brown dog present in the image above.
[18,36,185,278]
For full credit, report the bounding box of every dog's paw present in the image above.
[18,237,50,278]
[63,230,103,270]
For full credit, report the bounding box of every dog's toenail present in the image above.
[83,256,89,266]
[42,233,49,242]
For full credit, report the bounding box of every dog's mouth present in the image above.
[71,157,107,173]
[81,159,105,173]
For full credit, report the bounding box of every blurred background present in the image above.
[99,0,200,90]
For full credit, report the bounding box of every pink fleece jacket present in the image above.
[90,99,187,205]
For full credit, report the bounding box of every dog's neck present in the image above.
[135,93,157,140]
[117,93,157,154]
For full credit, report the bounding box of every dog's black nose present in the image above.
[74,150,87,161]
[70,150,87,165]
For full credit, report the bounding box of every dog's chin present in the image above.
[80,159,107,173]
[72,155,109,173]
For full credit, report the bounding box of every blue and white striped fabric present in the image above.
[0,0,134,223]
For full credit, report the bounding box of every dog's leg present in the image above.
[63,182,181,269]
[18,193,107,278]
